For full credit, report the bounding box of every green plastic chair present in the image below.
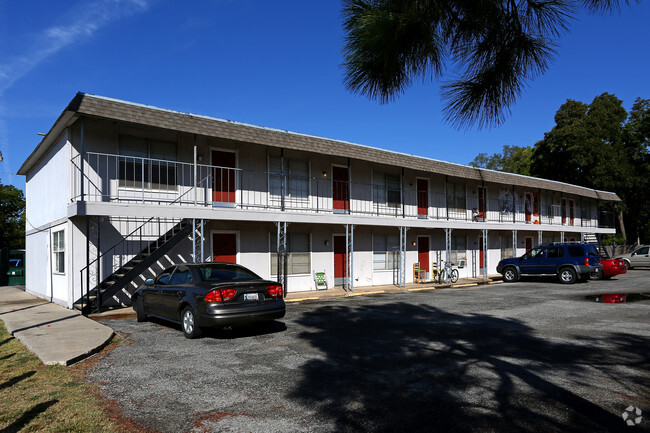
[314,271,328,290]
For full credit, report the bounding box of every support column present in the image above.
[538,230,543,247]
[344,224,355,292]
[275,222,288,296]
[512,230,518,258]
[482,229,488,281]
[192,219,205,263]
[444,228,452,282]
[400,226,409,287]
[561,231,565,243]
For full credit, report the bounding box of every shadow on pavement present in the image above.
[290,302,649,432]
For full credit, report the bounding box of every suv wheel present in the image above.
[559,268,577,284]
[503,267,518,283]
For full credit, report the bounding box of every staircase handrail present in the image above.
[79,171,211,312]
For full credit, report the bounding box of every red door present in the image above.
[418,237,429,274]
[478,186,486,217]
[333,166,349,212]
[212,233,237,263]
[525,237,533,252]
[569,200,575,226]
[212,150,236,203]
[562,198,567,225]
[479,236,485,269]
[334,236,347,283]
[417,179,428,217]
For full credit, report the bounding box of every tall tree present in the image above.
[0,179,25,249]
[342,0,633,129]
[470,145,533,175]
[530,93,650,244]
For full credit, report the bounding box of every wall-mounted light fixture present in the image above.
[322,171,328,178]
[324,240,329,246]
[411,241,417,246]
[197,155,203,162]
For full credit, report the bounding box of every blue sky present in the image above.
[1,0,649,193]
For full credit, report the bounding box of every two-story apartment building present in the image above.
[18,93,619,312]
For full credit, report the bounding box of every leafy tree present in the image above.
[341,0,633,129]
[0,179,25,249]
[530,93,649,244]
[470,145,532,175]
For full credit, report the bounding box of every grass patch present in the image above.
[0,321,131,432]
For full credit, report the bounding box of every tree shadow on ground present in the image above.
[290,302,649,432]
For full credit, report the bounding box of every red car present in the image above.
[590,258,627,280]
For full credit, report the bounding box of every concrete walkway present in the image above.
[0,276,501,366]
[0,286,114,365]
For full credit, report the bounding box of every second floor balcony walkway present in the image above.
[70,152,615,229]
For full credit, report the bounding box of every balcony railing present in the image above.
[70,152,615,228]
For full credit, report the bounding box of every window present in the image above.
[155,267,175,285]
[567,246,585,257]
[546,246,564,258]
[373,234,400,270]
[447,182,466,216]
[119,136,177,190]
[269,156,309,208]
[271,233,311,275]
[52,230,65,273]
[169,267,192,285]
[500,235,513,260]
[451,235,466,265]
[373,172,401,215]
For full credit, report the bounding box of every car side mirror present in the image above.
[145,278,154,286]
[631,252,636,256]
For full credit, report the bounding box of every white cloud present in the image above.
[0,0,149,95]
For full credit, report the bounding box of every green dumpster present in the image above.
[7,250,25,286]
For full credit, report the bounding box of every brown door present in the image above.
[212,233,237,263]
[417,179,428,218]
[333,166,349,212]
[525,237,533,252]
[212,150,236,203]
[418,237,429,275]
[334,235,347,285]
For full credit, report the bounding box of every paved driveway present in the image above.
[88,271,650,432]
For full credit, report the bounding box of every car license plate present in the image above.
[244,293,259,301]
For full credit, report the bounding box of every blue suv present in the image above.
[496,243,602,284]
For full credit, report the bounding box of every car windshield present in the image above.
[198,264,260,282]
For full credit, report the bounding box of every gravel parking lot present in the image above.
[88,271,650,432]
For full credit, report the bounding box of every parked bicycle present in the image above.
[437,260,459,284]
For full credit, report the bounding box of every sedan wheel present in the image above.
[559,268,577,284]
[181,306,202,339]
[589,268,603,280]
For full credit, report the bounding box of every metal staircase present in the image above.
[583,233,610,258]
[76,218,193,315]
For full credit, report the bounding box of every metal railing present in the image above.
[70,152,614,228]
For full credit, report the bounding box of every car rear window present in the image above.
[198,265,260,282]
[568,246,585,257]
[585,245,599,257]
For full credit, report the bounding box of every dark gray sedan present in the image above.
[131,263,285,338]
